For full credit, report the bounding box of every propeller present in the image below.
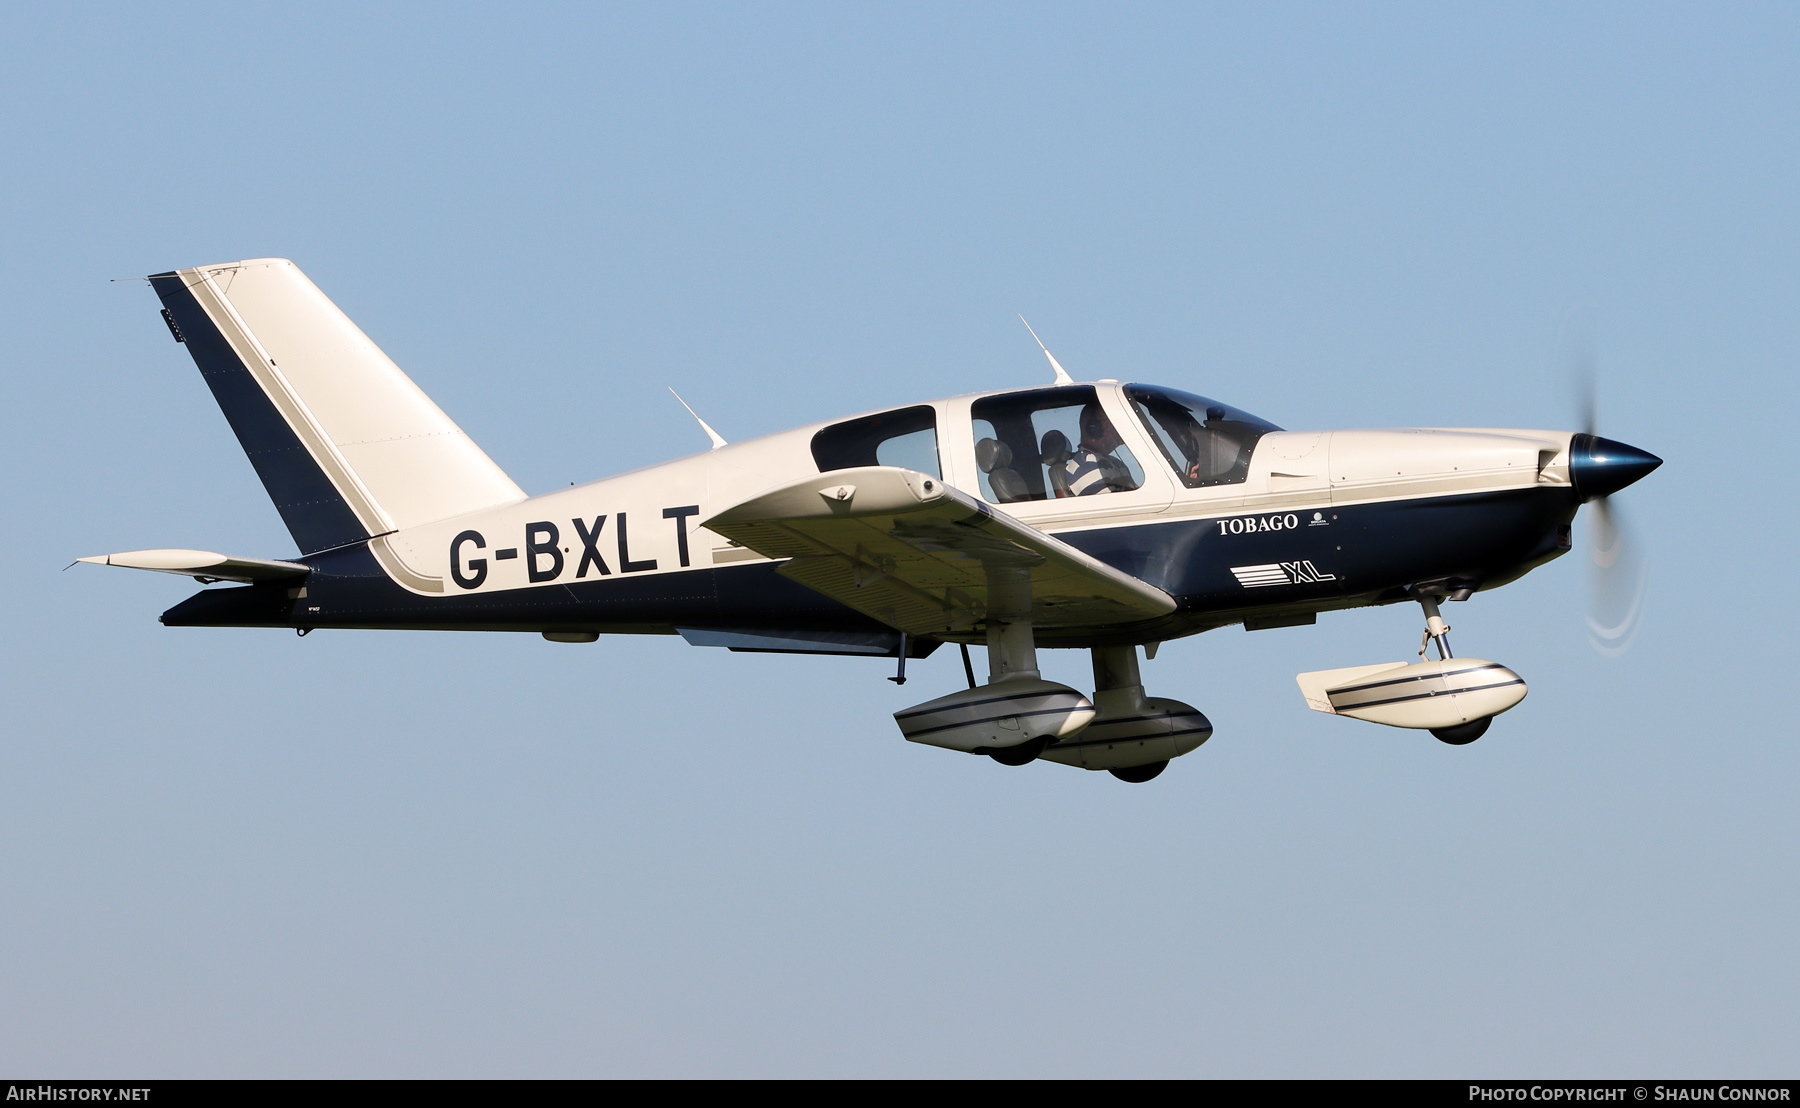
[1569,342,1660,656]
[1584,466,1647,656]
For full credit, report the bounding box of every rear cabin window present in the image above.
[1125,384,1280,488]
[811,405,941,478]
[969,386,1145,504]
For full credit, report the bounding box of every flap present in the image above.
[77,549,311,584]
[678,626,910,656]
[704,467,1176,638]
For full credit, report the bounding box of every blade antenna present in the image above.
[668,388,728,450]
[1019,316,1075,385]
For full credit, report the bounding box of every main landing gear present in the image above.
[890,565,1210,781]
[1034,643,1211,781]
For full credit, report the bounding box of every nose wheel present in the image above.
[1430,717,1491,745]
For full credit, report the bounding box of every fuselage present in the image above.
[165,379,1585,651]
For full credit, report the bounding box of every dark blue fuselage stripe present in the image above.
[162,485,1582,640]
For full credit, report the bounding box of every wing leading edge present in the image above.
[704,466,1175,638]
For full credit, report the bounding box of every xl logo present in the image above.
[1230,561,1338,589]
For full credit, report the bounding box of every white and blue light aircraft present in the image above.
[82,259,1660,782]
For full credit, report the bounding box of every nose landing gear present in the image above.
[1294,585,1527,742]
[1412,588,1500,745]
[1416,590,1455,663]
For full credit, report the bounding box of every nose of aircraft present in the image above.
[1569,434,1662,501]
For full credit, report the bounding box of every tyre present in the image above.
[1109,760,1168,783]
[1431,716,1492,745]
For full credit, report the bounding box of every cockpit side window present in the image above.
[1125,385,1280,489]
[969,386,1145,504]
[811,405,941,478]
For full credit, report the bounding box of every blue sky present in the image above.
[2,2,1795,1076]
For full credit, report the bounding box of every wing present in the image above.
[704,466,1175,637]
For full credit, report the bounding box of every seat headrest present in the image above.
[975,437,1013,472]
[1039,429,1072,462]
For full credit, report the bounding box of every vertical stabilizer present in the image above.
[150,259,525,554]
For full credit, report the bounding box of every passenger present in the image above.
[1062,403,1138,495]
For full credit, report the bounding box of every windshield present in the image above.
[1125,384,1280,488]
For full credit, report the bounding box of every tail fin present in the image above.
[149,259,525,554]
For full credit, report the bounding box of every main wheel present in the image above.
[1109,760,1168,783]
[988,737,1051,766]
[1431,716,1492,745]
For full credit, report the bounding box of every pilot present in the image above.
[1183,404,1255,484]
[1062,403,1138,495]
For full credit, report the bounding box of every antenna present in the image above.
[668,388,728,449]
[1019,316,1075,385]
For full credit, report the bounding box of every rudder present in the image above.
[151,259,525,554]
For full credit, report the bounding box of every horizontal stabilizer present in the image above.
[77,549,310,584]
[705,466,1176,638]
